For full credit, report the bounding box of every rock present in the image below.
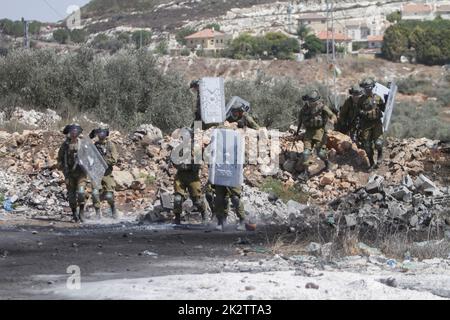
[378,277,397,288]
[320,172,335,186]
[245,286,255,291]
[133,124,163,145]
[357,242,382,256]
[327,131,353,153]
[344,214,357,227]
[389,185,412,202]
[415,174,437,193]
[306,242,322,255]
[365,175,384,193]
[305,282,319,289]
[112,171,134,191]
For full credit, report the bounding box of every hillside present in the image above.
[79,0,410,33]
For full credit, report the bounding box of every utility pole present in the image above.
[22,17,30,49]
[287,2,294,34]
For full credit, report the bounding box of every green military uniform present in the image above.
[357,79,386,168]
[57,125,87,222]
[227,112,260,130]
[173,163,206,224]
[92,137,119,218]
[172,126,206,224]
[337,87,364,139]
[297,91,336,169]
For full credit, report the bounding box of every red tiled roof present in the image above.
[185,29,225,39]
[316,31,352,41]
[402,3,433,14]
[367,35,384,42]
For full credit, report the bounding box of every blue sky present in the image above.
[0,0,91,22]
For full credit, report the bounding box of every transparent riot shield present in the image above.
[225,96,251,119]
[199,77,226,124]
[77,138,108,189]
[208,129,244,188]
[382,82,398,133]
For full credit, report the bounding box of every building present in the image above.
[345,20,371,41]
[401,3,435,20]
[367,35,383,49]
[316,30,352,53]
[184,28,232,53]
[297,14,329,34]
[436,4,450,19]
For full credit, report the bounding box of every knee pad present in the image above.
[375,139,383,150]
[318,148,328,160]
[231,195,241,209]
[76,186,85,204]
[92,189,100,203]
[303,149,312,159]
[104,191,114,204]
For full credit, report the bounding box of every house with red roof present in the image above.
[184,28,232,53]
[316,30,353,53]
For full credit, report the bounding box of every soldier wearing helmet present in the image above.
[57,124,87,223]
[227,103,260,130]
[89,126,119,220]
[170,127,207,225]
[336,84,364,139]
[295,90,337,173]
[357,78,386,169]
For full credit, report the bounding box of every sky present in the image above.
[0,0,91,22]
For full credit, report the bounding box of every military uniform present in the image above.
[297,93,336,169]
[173,162,206,224]
[357,93,385,167]
[57,136,87,222]
[92,138,119,218]
[337,97,360,136]
[227,112,260,130]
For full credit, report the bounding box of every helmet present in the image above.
[63,124,83,136]
[89,126,110,139]
[349,85,364,96]
[360,78,375,89]
[302,90,321,103]
[231,103,245,113]
[189,79,200,89]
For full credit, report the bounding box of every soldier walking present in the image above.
[336,85,364,141]
[57,124,87,223]
[89,127,119,219]
[357,78,386,169]
[295,90,337,174]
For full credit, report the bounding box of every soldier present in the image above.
[227,103,260,130]
[296,90,337,172]
[190,79,202,123]
[57,124,87,223]
[171,128,207,225]
[336,85,364,140]
[89,127,119,219]
[357,78,386,169]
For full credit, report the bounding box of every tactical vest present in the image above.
[360,96,382,121]
[63,140,80,172]
[303,103,325,129]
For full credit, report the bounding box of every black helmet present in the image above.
[302,90,321,103]
[349,85,364,96]
[189,79,200,89]
[89,126,110,139]
[360,78,375,89]
[63,124,83,135]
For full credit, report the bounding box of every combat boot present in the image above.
[78,205,85,223]
[215,217,225,231]
[236,219,246,231]
[111,205,119,220]
[95,208,102,220]
[324,160,331,172]
[71,208,79,223]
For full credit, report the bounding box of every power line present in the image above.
[41,0,65,20]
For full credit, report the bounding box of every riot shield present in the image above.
[382,81,398,133]
[208,129,244,188]
[225,96,251,119]
[77,138,108,189]
[199,77,226,124]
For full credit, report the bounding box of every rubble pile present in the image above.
[328,173,450,231]
[0,108,62,129]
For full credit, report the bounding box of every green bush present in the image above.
[91,34,123,53]
[205,23,220,31]
[260,177,309,203]
[53,29,70,44]
[382,18,450,65]
[180,48,191,56]
[0,48,194,133]
[303,34,324,59]
[225,32,299,60]
[132,30,152,49]
[154,40,168,55]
